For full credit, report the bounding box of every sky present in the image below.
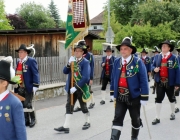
[4,0,108,21]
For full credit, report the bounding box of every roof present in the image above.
[0,28,66,35]
[90,11,104,24]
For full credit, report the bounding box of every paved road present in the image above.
[27,81,180,140]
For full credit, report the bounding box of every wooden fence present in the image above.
[13,56,103,85]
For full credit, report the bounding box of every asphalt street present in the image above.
[27,81,180,140]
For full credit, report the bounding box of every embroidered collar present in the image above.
[162,52,170,58]
[142,56,146,59]
[0,90,9,101]
[19,56,28,63]
[106,55,112,59]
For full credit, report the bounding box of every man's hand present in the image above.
[102,63,105,67]
[89,80,93,85]
[175,86,179,90]
[154,67,160,73]
[70,87,77,94]
[68,56,75,64]
[148,72,151,75]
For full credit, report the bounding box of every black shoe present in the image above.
[25,121,30,126]
[170,113,175,120]
[131,128,139,140]
[100,100,105,105]
[152,90,155,94]
[73,106,81,112]
[29,119,36,128]
[54,126,69,133]
[131,137,138,140]
[110,99,114,102]
[82,122,90,130]
[175,107,179,113]
[152,118,160,125]
[150,86,154,88]
[88,103,95,109]
[110,129,121,140]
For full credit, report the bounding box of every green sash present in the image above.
[73,61,91,102]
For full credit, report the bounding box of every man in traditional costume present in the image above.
[150,47,160,94]
[110,37,149,140]
[0,57,27,140]
[54,41,91,133]
[73,41,95,112]
[152,40,180,125]
[100,46,115,104]
[14,44,40,128]
[141,48,151,82]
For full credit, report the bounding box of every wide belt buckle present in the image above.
[118,87,129,95]
[160,77,168,83]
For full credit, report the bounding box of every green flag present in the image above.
[65,0,90,49]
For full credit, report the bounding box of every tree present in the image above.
[0,0,13,30]
[6,14,28,29]
[131,1,180,32]
[111,0,145,25]
[16,2,56,29]
[48,0,61,27]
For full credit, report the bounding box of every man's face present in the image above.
[18,50,28,60]
[106,50,112,56]
[74,48,84,58]
[120,45,132,58]
[0,80,8,92]
[141,52,146,57]
[161,44,170,53]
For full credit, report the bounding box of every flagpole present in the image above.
[70,43,75,112]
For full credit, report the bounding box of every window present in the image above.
[93,26,97,29]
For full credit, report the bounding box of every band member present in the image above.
[110,37,149,140]
[14,44,40,128]
[100,46,115,104]
[0,57,27,140]
[141,48,151,82]
[54,41,91,133]
[150,47,160,94]
[175,48,180,113]
[152,40,180,125]
[73,43,95,112]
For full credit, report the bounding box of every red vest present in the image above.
[118,64,128,88]
[160,53,172,78]
[105,58,110,75]
[16,62,24,86]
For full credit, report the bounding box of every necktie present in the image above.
[164,55,166,58]
[124,60,127,66]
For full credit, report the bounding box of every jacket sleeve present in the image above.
[138,59,149,101]
[101,57,105,67]
[75,61,90,89]
[13,101,27,140]
[175,57,180,86]
[152,55,158,72]
[90,54,94,80]
[148,57,151,72]
[31,59,40,88]
[63,64,71,74]
[110,59,118,95]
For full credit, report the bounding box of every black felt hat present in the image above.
[0,60,16,84]
[152,46,160,53]
[116,37,136,54]
[141,48,148,54]
[104,46,114,53]
[158,40,174,52]
[74,40,88,54]
[15,44,31,54]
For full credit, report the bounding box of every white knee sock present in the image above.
[170,102,175,114]
[84,112,90,123]
[101,90,106,101]
[156,103,162,119]
[63,114,72,128]
[176,96,179,108]
[110,95,114,100]
[91,93,95,104]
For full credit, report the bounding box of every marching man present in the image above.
[141,48,151,82]
[100,46,115,104]
[73,42,95,112]
[110,37,149,140]
[54,41,91,133]
[152,40,180,125]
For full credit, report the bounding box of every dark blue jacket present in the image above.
[152,54,180,86]
[101,56,115,79]
[15,57,40,93]
[110,55,149,100]
[63,58,90,93]
[141,56,151,72]
[0,93,27,140]
[84,52,94,80]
